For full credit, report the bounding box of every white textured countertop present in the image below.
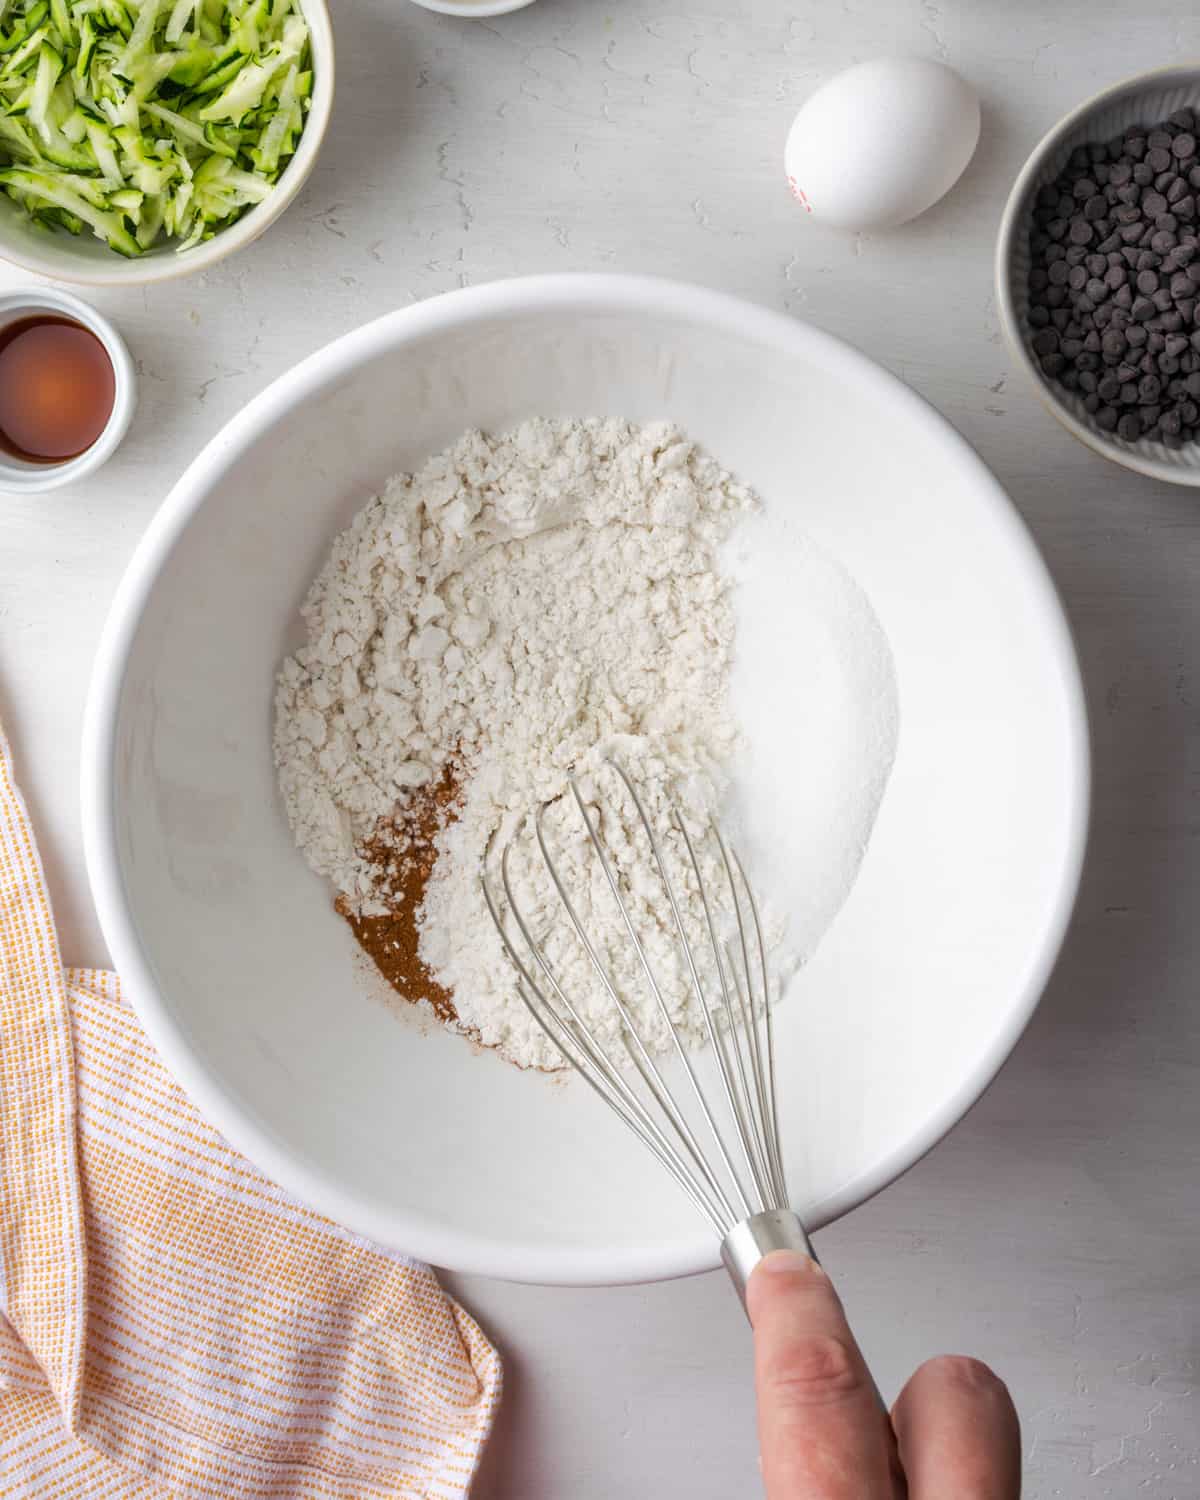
[2,2,1199,1495]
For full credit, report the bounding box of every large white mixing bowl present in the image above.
[83,275,1089,1285]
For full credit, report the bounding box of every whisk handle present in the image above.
[721,1209,817,1309]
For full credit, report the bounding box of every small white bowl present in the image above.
[998,67,1200,486]
[408,0,535,15]
[0,287,136,494]
[0,0,334,287]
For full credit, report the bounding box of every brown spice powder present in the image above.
[335,761,462,1023]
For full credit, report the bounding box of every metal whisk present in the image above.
[481,759,815,1305]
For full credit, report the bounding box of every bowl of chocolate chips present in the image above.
[998,68,1200,485]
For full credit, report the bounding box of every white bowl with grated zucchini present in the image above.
[0,0,332,283]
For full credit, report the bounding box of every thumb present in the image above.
[747,1250,897,1499]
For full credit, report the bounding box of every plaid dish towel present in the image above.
[0,721,501,1499]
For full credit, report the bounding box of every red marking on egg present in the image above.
[787,176,813,213]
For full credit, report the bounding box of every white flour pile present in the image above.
[275,417,771,1069]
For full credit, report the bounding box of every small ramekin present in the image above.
[0,287,136,495]
[998,66,1200,487]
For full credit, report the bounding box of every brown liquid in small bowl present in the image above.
[0,315,116,465]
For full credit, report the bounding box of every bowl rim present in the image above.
[81,273,1092,1284]
[407,0,536,15]
[0,0,334,287]
[996,64,1200,487]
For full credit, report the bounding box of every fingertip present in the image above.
[907,1353,1013,1402]
[757,1249,826,1277]
[894,1353,1021,1497]
[746,1250,828,1327]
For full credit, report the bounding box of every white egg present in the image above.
[785,57,980,231]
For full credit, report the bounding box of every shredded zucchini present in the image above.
[0,0,311,255]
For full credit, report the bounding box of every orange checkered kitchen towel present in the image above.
[0,721,501,1499]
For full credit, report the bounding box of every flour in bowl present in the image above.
[274,417,782,1069]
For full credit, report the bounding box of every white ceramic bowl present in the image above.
[0,286,135,492]
[0,0,334,287]
[83,275,1089,1284]
[998,67,1200,486]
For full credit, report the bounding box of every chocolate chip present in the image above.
[1134,161,1154,185]
[1143,191,1169,217]
[1084,193,1107,220]
[1132,295,1156,321]
[1117,411,1142,440]
[1168,176,1189,203]
[1139,374,1163,402]
[1148,147,1172,173]
[1095,404,1120,430]
[1174,132,1197,160]
[1069,218,1094,245]
[1137,268,1160,293]
[1098,373,1122,402]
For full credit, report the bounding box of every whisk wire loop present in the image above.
[482,759,803,1268]
[481,850,731,1234]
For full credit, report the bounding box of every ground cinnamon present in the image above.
[335,762,462,1023]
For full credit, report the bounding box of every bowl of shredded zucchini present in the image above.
[0,0,333,282]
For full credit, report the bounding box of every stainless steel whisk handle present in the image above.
[721,1208,816,1308]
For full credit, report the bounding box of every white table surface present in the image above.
[2,2,1199,1495]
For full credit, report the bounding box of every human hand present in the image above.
[748,1250,1021,1498]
